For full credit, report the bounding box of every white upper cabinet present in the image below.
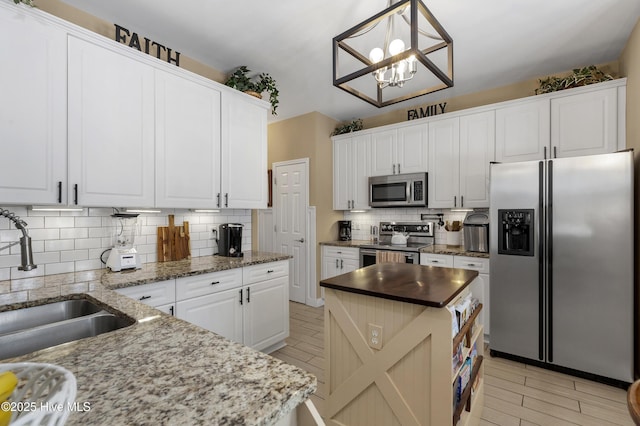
[370,125,427,176]
[0,8,67,205]
[428,117,460,208]
[221,92,268,209]
[551,87,620,158]
[68,36,155,207]
[495,98,550,163]
[459,111,495,208]
[155,69,222,208]
[332,134,371,210]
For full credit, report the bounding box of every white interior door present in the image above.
[274,159,308,304]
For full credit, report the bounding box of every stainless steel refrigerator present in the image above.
[489,150,634,384]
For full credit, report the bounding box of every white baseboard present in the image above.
[305,297,324,308]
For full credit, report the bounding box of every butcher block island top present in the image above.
[321,263,484,426]
[319,262,479,307]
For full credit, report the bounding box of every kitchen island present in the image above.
[0,253,316,425]
[320,263,484,426]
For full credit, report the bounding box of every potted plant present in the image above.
[536,65,613,95]
[224,66,279,115]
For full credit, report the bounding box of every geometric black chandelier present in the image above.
[333,0,453,108]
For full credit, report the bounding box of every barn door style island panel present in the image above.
[321,263,484,426]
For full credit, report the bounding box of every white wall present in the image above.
[0,206,252,281]
[343,208,470,245]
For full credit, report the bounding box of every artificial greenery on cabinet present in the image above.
[224,66,279,115]
[536,65,614,95]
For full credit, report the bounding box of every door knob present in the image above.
[296,238,305,243]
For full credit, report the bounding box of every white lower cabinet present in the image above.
[321,246,360,279]
[115,261,289,353]
[175,261,289,352]
[420,253,490,338]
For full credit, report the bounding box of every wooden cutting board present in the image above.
[157,215,191,262]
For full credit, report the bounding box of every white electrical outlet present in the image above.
[367,323,383,350]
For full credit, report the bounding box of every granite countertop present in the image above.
[320,240,490,259]
[320,263,478,308]
[420,244,490,259]
[0,252,316,425]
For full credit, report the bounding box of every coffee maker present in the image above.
[338,220,352,241]
[219,223,244,257]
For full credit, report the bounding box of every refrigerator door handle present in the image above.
[547,160,554,363]
[538,161,545,361]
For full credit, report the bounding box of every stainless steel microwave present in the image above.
[368,172,427,208]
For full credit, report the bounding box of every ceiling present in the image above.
[58,0,640,124]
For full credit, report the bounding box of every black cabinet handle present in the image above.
[225,193,229,207]
[246,287,251,303]
[461,195,464,207]
[169,305,174,316]
[239,289,243,305]
[454,195,457,208]
[211,281,220,285]
[139,295,151,301]
[340,259,344,269]
[57,181,62,203]
[267,269,274,273]
[217,193,221,208]
[73,184,78,205]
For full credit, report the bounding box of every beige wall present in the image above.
[619,16,640,374]
[266,112,342,298]
[37,0,226,82]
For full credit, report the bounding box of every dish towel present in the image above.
[376,251,406,263]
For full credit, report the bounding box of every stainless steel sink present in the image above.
[0,299,135,360]
[0,299,104,335]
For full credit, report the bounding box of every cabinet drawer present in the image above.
[176,268,243,301]
[115,279,175,307]
[322,246,359,260]
[453,256,490,273]
[243,260,289,284]
[420,253,453,267]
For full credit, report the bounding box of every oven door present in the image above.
[359,249,419,267]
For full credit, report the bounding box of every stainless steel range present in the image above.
[359,221,434,267]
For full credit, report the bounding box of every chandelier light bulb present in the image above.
[369,47,384,63]
[388,39,405,56]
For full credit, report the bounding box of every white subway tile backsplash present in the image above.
[60,250,89,262]
[75,238,102,250]
[45,239,75,252]
[75,217,102,228]
[60,227,89,239]
[45,217,75,228]
[0,208,252,297]
[45,262,75,275]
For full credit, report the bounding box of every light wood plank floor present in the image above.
[271,302,634,426]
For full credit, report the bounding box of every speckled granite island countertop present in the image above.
[0,252,316,425]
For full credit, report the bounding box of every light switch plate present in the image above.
[367,323,383,350]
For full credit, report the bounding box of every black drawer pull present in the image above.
[267,269,274,273]
[239,289,243,305]
[247,287,251,303]
[169,306,174,316]
[139,295,151,301]
[211,281,220,285]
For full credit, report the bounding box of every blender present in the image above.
[106,213,142,272]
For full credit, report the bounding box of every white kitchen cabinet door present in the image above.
[428,117,460,208]
[321,254,339,280]
[459,111,495,208]
[351,134,371,209]
[221,92,268,209]
[243,276,289,352]
[68,36,155,207]
[551,87,618,158]
[396,124,428,175]
[0,8,67,205]
[332,134,371,210]
[176,287,243,343]
[332,137,351,210]
[495,98,550,162]
[155,69,221,208]
[370,129,397,176]
[420,253,453,267]
[321,246,359,279]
